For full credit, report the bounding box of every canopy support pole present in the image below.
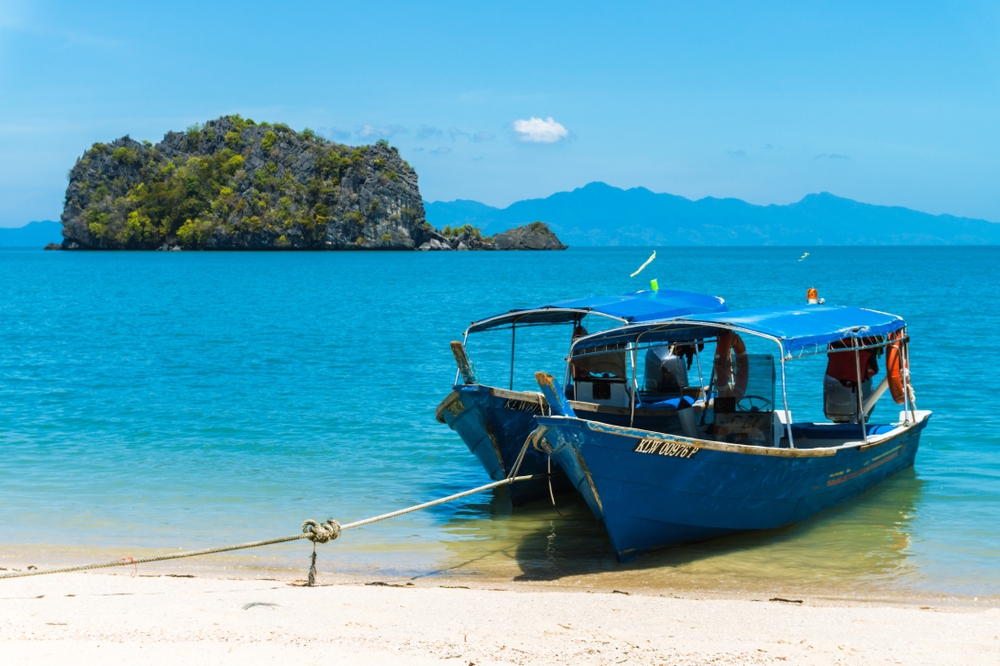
[629,342,638,427]
[563,350,573,391]
[854,339,868,444]
[903,336,917,421]
[899,332,911,425]
[509,323,516,390]
[565,319,579,393]
[694,344,705,400]
[778,348,795,449]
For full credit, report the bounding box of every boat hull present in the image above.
[437,385,573,505]
[540,411,930,560]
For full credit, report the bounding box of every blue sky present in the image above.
[1,1,999,226]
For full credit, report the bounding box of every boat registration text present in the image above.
[503,398,542,413]
[633,438,699,459]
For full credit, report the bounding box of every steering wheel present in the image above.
[737,395,772,413]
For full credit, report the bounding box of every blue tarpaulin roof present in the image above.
[466,290,728,334]
[573,305,906,358]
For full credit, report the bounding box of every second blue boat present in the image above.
[436,289,727,505]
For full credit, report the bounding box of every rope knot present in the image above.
[302,519,341,544]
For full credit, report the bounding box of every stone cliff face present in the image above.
[61,116,434,250]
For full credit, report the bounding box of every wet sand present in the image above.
[2,570,998,665]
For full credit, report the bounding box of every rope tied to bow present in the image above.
[302,519,341,543]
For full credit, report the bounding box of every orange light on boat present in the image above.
[807,287,819,304]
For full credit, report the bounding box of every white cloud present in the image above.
[512,117,569,143]
[317,126,351,141]
[429,146,452,155]
[437,127,496,143]
[358,124,407,139]
[416,125,442,140]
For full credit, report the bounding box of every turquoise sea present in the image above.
[1,246,998,599]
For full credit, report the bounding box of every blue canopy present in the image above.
[573,304,906,358]
[466,290,727,334]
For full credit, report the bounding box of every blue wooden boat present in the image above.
[436,290,727,505]
[532,304,930,559]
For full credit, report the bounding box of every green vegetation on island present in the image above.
[62,116,431,250]
[59,115,567,251]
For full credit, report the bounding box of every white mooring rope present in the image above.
[0,472,548,581]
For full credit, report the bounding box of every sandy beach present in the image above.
[2,570,997,665]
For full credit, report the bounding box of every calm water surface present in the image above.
[0,247,997,598]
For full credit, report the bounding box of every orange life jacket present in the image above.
[826,337,879,387]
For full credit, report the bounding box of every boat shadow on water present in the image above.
[437,467,925,594]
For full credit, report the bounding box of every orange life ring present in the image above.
[886,332,907,405]
[715,331,749,399]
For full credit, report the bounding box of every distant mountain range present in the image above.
[0,221,62,247]
[425,182,1000,246]
[6,184,1000,247]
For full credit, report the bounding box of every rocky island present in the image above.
[424,221,567,251]
[59,115,565,251]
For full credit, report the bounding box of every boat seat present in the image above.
[640,396,694,410]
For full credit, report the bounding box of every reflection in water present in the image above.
[436,468,925,596]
